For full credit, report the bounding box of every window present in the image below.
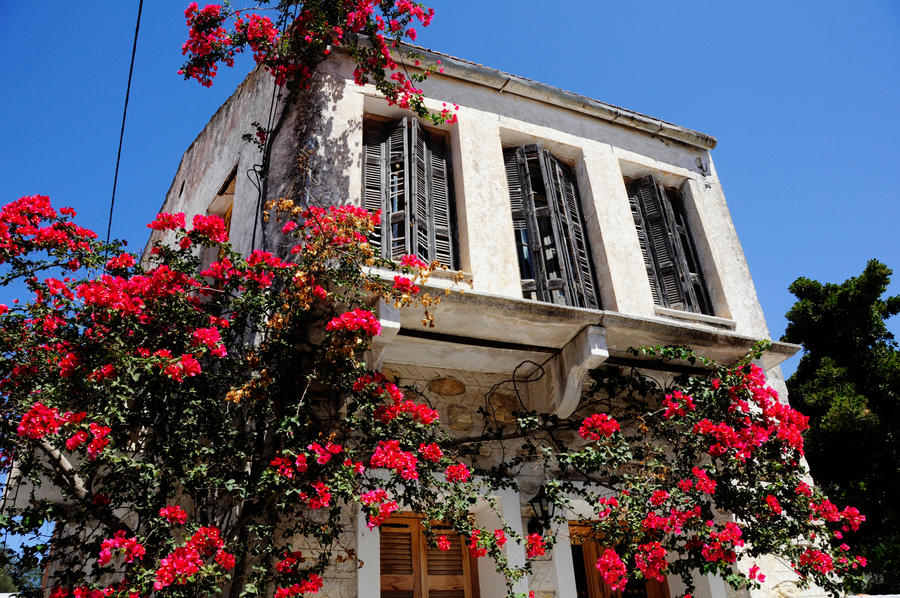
[503,144,600,309]
[380,514,479,598]
[569,523,669,598]
[624,176,711,315]
[363,117,457,269]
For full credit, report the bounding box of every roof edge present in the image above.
[393,46,717,150]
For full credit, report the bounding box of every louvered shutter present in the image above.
[544,154,600,309]
[381,516,476,598]
[504,147,542,301]
[625,178,662,306]
[425,130,456,268]
[632,176,690,310]
[666,186,712,315]
[627,177,712,314]
[363,121,388,253]
[410,122,457,269]
[381,518,421,598]
[387,119,411,260]
[425,523,474,598]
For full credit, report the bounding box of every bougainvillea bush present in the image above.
[0,195,506,597]
[0,194,867,598]
[179,0,457,125]
[0,1,868,596]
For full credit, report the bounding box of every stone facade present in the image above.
[151,47,812,598]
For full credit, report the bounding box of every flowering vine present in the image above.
[0,194,865,597]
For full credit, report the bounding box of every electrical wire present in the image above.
[105,0,144,248]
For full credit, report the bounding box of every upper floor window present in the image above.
[363,117,457,269]
[380,513,479,598]
[625,176,711,315]
[503,144,600,309]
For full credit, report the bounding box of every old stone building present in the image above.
[152,46,806,598]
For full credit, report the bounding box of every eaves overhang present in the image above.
[372,280,798,375]
[365,43,718,151]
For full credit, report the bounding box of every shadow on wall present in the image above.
[262,73,356,259]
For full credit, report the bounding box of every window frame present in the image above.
[624,175,712,315]
[362,117,458,269]
[503,144,600,309]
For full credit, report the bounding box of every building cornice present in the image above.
[389,45,718,151]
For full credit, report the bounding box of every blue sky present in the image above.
[1,1,898,377]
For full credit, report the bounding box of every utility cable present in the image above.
[106,0,144,247]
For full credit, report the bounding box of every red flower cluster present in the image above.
[97,530,145,566]
[400,254,428,269]
[0,195,95,263]
[578,413,620,440]
[274,575,324,598]
[393,275,420,294]
[105,252,136,270]
[354,373,439,425]
[17,402,82,439]
[662,390,695,418]
[635,541,668,582]
[179,3,233,86]
[308,441,342,465]
[271,454,309,479]
[162,353,202,382]
[275,550,304,575]
[596,548,627,591]
[370,440,418,479]
[326,308,381,336]
[418,442,443,462]
[525,532,546,558]
[153,526,234,590]
[361,489,399,528]
[190,213,228,243]
[797,548,834,574]
[445,462,470,482]
[147,212,186,231]
[699,521,744,564]
[191,326,227,357]
[467,529,487,558]
[159,505,189,525]
[692,467,717,494]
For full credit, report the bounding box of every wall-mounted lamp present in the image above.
[527,487,555,535]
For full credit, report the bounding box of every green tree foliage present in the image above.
[783,259,900,591]
[0,544,42,594]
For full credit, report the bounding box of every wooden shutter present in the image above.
[381,518,421,598]
[425,130,456,268]
[665,186,712,315]
[363,121,389,254]
[504,147,541,300]
[381,515,476,598]
[363,118,456,268]
[387,119,411,260]
[410,122,456,269]
[630,176,690,311]
[544,154,600,309]
[625,177,662,306]
[626,176,712,314]
[425,522,474,598]
[504,145,599,308]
